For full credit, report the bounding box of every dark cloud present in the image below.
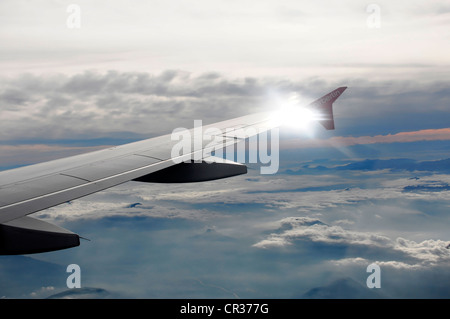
[1,70,449,145]
[0,70,269,142]
[0,88,31,107]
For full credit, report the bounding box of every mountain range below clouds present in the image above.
[47,287,117,299]
[284,158,450,175]
[336,158,450,173]
[300,277,384,299]
[403,181,450,193]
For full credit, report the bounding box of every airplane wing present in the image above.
[0,87,347,254]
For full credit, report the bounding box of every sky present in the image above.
[0,0,450,299]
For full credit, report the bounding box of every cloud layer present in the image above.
[0,70,449,167]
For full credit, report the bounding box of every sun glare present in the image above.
[270,103,319,131]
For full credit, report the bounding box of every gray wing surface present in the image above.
[0,87,346,254]
[0,111,274,224]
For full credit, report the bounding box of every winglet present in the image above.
[309,87,347,130]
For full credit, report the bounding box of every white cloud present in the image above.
[39,199,219,222]
[253,215,450,268]
[329,257,423,270]
[394,238,450,265]
[253,218,392,249]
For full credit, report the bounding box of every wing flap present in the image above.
[61,154,161,182]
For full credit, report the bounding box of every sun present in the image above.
[269,94,319,132]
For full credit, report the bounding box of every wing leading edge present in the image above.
[0,87,346,254]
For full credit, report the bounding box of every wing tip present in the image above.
[313,86,347,130]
